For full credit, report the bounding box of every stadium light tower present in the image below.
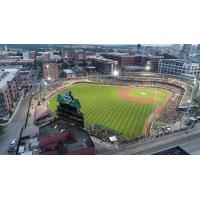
[146,66,150,71]
[146,62,151,72]
[113,70,119,80]
[46,64,51,81]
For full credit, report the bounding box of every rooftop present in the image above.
[0,68,19,90]
[90,56,118,63]
[39,120,95,154]
[104,52,130,56]
[21,125,39,139]
[63,69,75,74]
[161,59,200,64]
[0,65,23,69]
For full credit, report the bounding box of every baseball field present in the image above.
[48,83,171,138]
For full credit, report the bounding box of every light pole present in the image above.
[112,62,119,81]
[113,70,119,81]
[151,89,158,131]
[46,64,50,77]
[46,64,52,82]
[146,65,151,73]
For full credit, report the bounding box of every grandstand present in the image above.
[36,73,195,138]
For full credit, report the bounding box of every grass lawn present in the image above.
[48,83,171,138]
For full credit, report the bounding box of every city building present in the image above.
[0,65,32,87]
[158,59,200,76]
[43,63,60,80]
[103,53,135,67]
[19,69,33,86]
[197,44,200,53]
[0,68,22,118]
[89,56,118,74]
[23,51,36,60]
[182,44,192,52]
[103,53,163,72]
[0,58,34,65]
[148,55,164,72]
[39,122,95,155]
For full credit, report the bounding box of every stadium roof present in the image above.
[63,69,75,74]
[35,105,52,121]
[0,65,23,69]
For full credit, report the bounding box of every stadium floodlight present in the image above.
[113,70,119,77]
[146,66,150,71]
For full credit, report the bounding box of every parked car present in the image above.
[7,146,17,154]
[187,117,197,126]
[10,139,17,147]
[7,139,18,154]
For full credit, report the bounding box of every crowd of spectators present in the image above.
[38,76,194,141]
[40,81,69,100]
[86,124,129,143]
[103,76,192,126]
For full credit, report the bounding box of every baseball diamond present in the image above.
[48,83,171,138]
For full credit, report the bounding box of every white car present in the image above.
[10,139,17,147]
[7,139,17,154]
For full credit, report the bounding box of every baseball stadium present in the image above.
[38,73,196,142]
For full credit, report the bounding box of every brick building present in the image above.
[0,68,22,118]
[103,53,135,67]
[89,57,118,74]
[43,63,60,80]
[103,53,163,72]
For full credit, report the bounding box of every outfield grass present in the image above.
[130,87,170,105]
[48,83,171,138]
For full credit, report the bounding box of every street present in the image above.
[0,96,30,154]
[0,82,39,155]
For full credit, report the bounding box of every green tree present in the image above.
[157,53,177,59]
[56,58,64,64]
[62,62,70,69]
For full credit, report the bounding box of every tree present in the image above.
[62,62,70,69]
[82,60,88,66]
[69,61,76,67]
[56,58,64,64]
[137,44,141,54]
[158,53,177,59]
